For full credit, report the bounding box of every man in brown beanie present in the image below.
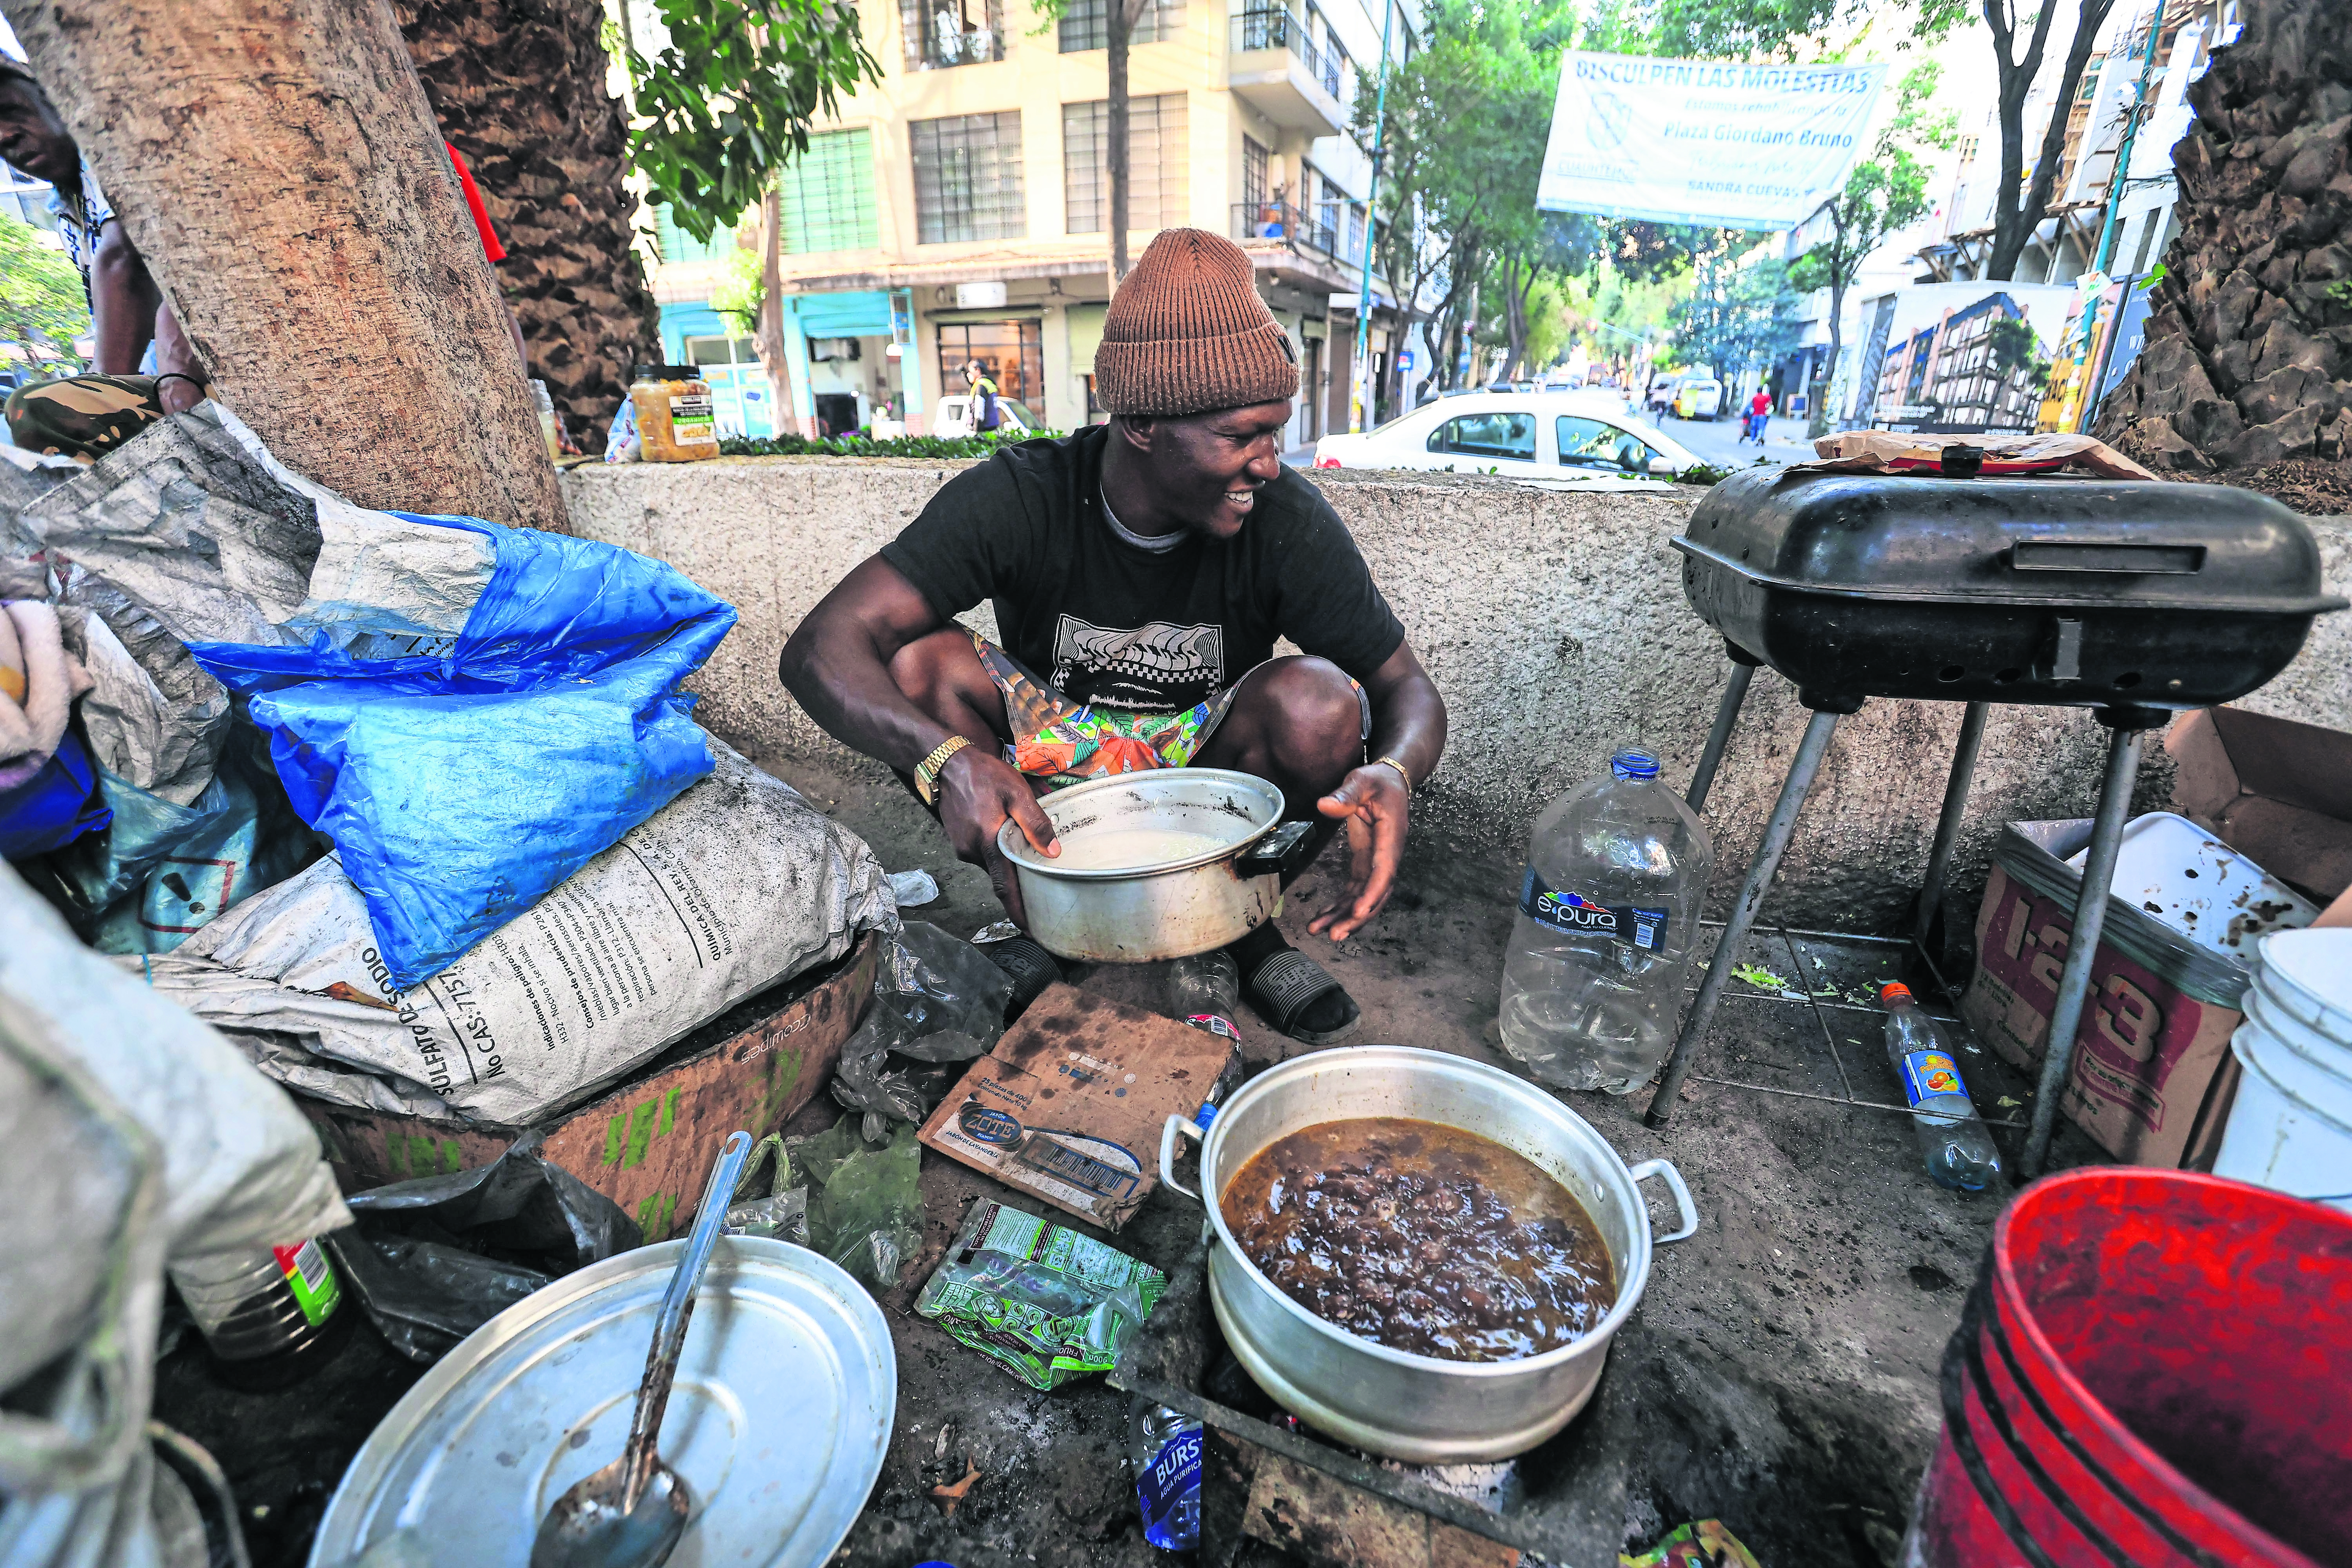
[781,229,1446,1043]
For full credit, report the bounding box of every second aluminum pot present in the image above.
[998,769,1311,962]
[1160,1046,1699,1462]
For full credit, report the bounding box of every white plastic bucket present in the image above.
[2214,1021,2352,1212]
[2255,929,2352,1037]
[2240,987,2352,1121]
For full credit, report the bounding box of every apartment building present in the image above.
[644,0,1419,445]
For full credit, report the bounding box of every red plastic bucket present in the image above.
[1906,1169,2352,1567]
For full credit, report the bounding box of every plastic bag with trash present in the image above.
[830,920,1011,1138]
[330,1131,642,1363]
[915,1199,1166,1390]
[720,1133,810,1245]
[787,1114,923,1290]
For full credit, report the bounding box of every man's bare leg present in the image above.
[1192,655,1366,1043]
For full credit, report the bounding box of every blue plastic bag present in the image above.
[0,729,112,860]
[188,513,735,988]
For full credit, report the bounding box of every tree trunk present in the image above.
[1983,0,2117,281]
[396,0,661,450]
[1108,0,1144,288]
[751,189,808,438]
[1809,279,1846,439]
[1,0,568,530]
[2096,0,2352,478]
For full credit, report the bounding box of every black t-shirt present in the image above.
[880,425,1405,713]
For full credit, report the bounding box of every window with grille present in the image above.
[900,0,1005,71]
[655,205,735,265]
[912,113,1027,244]
[1057,0,1186,51]
[778,129,878,254]
[1242,137,1268,209]
[1063,95,1189,234]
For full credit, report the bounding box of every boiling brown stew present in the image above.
[1220,1117,1615,1363]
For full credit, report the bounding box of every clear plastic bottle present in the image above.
[1880,983,2004,1192]
[168,1238,347,1386]
[1129,1396,1203,1550]
[1496,748,1714,1093]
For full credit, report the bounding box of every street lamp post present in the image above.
[1347,0,1396,433]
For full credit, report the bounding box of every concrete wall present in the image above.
[561,458,2352,929]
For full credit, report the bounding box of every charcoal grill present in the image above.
[1648,469,2346,1174]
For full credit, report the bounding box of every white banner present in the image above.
[1538,53,1888,230]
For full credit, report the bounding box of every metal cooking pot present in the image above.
[1160,1046,1699,1463]
[998,769,1314,963]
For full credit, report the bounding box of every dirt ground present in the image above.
[766,747,2102,1568]
[150,741,2101,1568]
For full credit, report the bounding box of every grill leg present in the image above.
[2020,713,2158,1179]
[1913,701,1991,949]
[1647,705,1846,1130]
[1686,646,1761,815]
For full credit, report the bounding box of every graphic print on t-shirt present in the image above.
[1051,615,1226,710]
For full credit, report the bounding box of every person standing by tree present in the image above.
[0,56,207,458]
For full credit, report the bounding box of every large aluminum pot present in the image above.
[1160,1046,1699,1463]
[998,769,1291,962]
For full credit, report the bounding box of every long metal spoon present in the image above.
[531,1130,754,1568]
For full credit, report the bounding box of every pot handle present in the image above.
[1628,1158,1699,1243]
[1160,1113,1204,1201]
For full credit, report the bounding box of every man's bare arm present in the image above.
[89,221,158,376]
[779,555,1058,921]
[1309,639,1447,942]
[779,554,962,773]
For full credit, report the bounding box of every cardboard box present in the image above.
[1959,707,2352,1167]
[301,932,879,1239]
[2168,706,2352,904]
[919,983,1231,1230]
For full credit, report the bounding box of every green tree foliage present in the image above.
[1786,62,1954,431]
[1580,0,1877,60]
[1669,248,1804,381]
[0,215,89,370]
[625,0,881,243]
[1910,0,2118,281]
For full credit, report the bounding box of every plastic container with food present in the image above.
[628,363,720,462]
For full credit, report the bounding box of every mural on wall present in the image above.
[1866,291,2055,436]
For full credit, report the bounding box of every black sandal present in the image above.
[1240,940,1361,1045]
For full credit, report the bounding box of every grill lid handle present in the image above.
[2009,541,2207,574]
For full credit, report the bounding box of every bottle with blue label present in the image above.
[1880,983,2003,1192]
[1496,748,1714,1093]
[1129,1395,1202,1550]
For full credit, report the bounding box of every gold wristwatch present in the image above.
[913,734,973,806]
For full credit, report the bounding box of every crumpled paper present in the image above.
[1793,430,2158,481]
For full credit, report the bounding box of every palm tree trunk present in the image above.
[396,0,661,449]
[4,0,568,529]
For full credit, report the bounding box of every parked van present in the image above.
[1671,378,1724,420]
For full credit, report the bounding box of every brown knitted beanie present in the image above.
[1093,229,1300,416]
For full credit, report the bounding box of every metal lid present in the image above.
[308,1237,895,1568]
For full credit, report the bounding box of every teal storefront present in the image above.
[659,291,911,438]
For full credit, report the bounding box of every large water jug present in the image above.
[1496,748,1713,1093]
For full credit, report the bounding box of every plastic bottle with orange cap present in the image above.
[1880,981,2004,1191]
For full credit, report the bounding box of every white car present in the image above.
[1311,392,1702,484]
[933,393,1038,439]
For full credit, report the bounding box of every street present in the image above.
[1635,403,1820,470]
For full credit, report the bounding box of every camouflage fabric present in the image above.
[5,374,165,463]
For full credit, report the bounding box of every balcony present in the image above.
[1231,200,1368,295]
[1228,9,1345,137]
